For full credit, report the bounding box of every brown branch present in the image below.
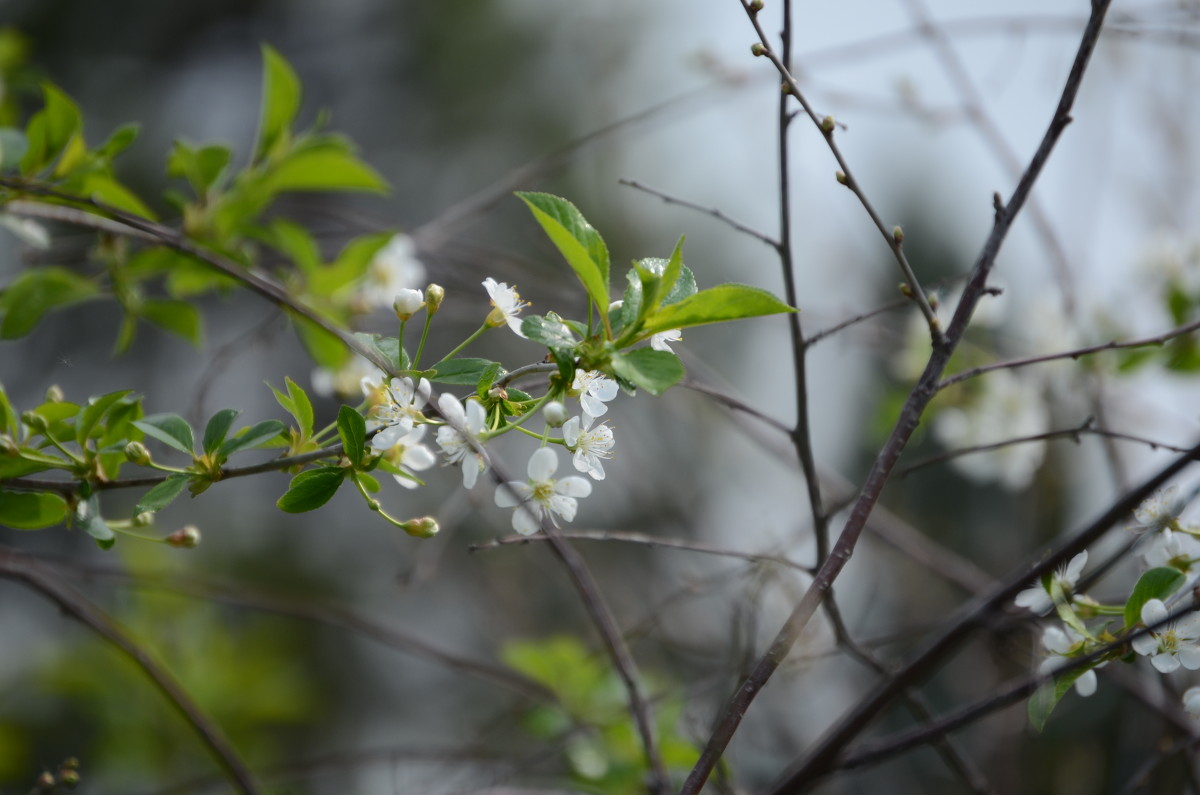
[0,547,261,794]
[617,178,780,250]
[680,3,1114,791]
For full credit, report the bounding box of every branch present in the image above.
[680,3,1113,791]
[617,178,780,249]
[0,547,262,794]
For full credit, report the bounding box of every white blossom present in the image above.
[495,447,592,536]
[1184,686,1200,719]
[1131,598,1200,673]
[572,370,618,418]
[1131,487,1186,534]
[392,287,425,319]
[1015,551,1088,615]
[1143,530,1200,571]
[482,277,530,337]
[361,234,426,310]
[651,329,682,353]
[933,368,1049,490]
[562,413,615,480]
[435,393,488,489]
[382,425,437,489]
[1038,625,1098,697]
[369,377,431,451]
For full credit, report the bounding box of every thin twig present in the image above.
[680,4,1113,791]
[617,179,780,250]
[939,317,1200,390]
[469,529,813,573]
[0,547,262,794]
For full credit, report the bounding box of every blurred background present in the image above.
[2,0,1200,792]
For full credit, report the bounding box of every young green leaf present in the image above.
[1124,567,1186,628]
[218,420,287,457]
[0,489,68,529]
[428,358,502,386]
[75,496,115,549]
[516,192,610,313]
[255,44,301,161]
[1028,667,1093,733]
[285,376,314,436]
[168,139,232,196]
[608,349,684,396]
[0,382,17,435]
[203,408,241,455]
[260,146,388,194]
[140,299,204,346]
[639,283,796,338]
[661,263,698,306]
[337,405,366,465]
[277,466,346,513]
[133,474,191,516]
[75,390,134,447]
[132,414,195,456]
[521,313,577,353]
[0,267,98,339]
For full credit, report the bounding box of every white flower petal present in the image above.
[1142,599,1169,627]
[1178,646,1200,670]
[1132,633,1160,657]
[563,416,581,446]
[495,482,531,508]
[1073,669,1097,697]
[513,505,541,535]
[556,476,593,499]
[438,392,466,424]
[528,447,558,480]
[1152,653,1181,674]
[547,495,578,523]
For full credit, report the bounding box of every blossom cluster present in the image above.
[1017,487,1200,720]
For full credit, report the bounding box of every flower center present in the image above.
[532,480,556,503]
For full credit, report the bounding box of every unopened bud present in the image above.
[367,498,381,512]
[425,283,445,315]
[898,283,914,298]
[45,384,64,403]
[488,386,508,402]
[61,758,80,771]
[401,516,439,538]
[928,292,940,311]
[21,411,47,433]
[166,526,201,548]
[750,43,766,57]
[0,435,16,456]
[543,400,567,427]
[781,81,792,95]
[820,115,836,134]
[392,288,425,321]
[749,0,764,11]
[892,225,904,244]
[133,510,155,527]
[835,170,847,185]
[124,441,152,466]
[58,769,80,788]
[36,772,55,790]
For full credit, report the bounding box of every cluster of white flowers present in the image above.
[1017,488,1200,719]
[321,274,660,538]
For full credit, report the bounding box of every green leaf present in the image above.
[260,218,320,272]
[428,358,503,386]
[260,146,388,194]
[285,376,314,436]
[521,312,577,352]
[132,414,195,456]
[75,390,134,447]
[133,474,191,516]
[476,361,504,399]
[203,408,241,455]
[639,283,796,338]
[97,123,139,160]
[292,311,350,369]
[608,349,684,397]
[75,496,115,548]
[256,44,301,161]
[0,382,17,435]
[662,264,697,306]
[351,332,400,371]
[218,420,286,457]
[168,139,231,195]
[0,489,68,529]
[1124,567,1186,628]
[0,128,28,171]
[72,171,157,219]
[337,406,366,464]
[19,83,81,174]
[140,299,203,346]
[277,466,346,513]
[0,267,97,339]
[517,192,610,313]
[1028,668,1091,733]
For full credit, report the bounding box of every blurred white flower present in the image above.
[392,287,425,320]
[1015,550,1087,614]
[562,413,615,480]
[369,377,431,450]
[651,329,682,353]
[382,425,437,489]
[1184,687,1200,719]
[1132,599,1200,673]
[312,356,385,401]
[1131,487,1186,534]
[933,368,1049,490]
[1038,625,1098,697]
[1143,530,1200,571]
[435,393,488,489]
[572,370,618,418]
[361,233,426,310]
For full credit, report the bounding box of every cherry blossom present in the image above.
[495,447,592,536]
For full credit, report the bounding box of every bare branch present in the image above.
[617,178,780,250]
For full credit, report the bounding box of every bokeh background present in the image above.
[2,1,1200,792]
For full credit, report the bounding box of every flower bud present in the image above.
[401,516,439,538]
[543,400,567,427]
[166,526,201,548]
[835,170,847,185]
[59,769,80,788]
[36,771,55,791]
[749,0,764,11]
[392,288,425,321]
[133,511,155,527]
[820,115,836,134]
[0,435,17,456]
[45,384,64,403]
[367,498,381,512]
[892,225,904,244]
[425,283,445,315]
[21,411,47,434]
[750,43,766,57]
[124,441,152,466]
[488,386,509,402]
